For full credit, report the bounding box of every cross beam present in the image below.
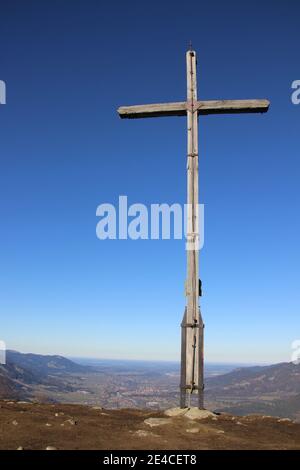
[118,98,269,119]
[117,50,270,410]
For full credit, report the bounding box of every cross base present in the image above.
[180,307,204,409]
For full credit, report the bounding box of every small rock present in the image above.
[212,416,218,421]
[164,407,216,420]
[135,429,159,438]
[45,446,57,451]
[186,428,199,433]
[278,418,292,423]
[92,406,102,410]
[12,420,18,426]
[217,430,225,434]
[135,430,151,437]
[65,419,77,426]
[144,418,170,427]
[17,447,24,450]
[164,407,187,417]
[184,408,216,420]
[45,423,52,427]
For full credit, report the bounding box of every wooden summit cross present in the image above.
[117,49,269,409]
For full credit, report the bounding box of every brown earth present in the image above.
[0,400,300,450]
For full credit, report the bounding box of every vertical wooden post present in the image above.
[180,50,204,409]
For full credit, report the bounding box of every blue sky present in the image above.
[0,0,299,363]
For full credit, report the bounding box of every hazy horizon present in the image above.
[5,347,273,367]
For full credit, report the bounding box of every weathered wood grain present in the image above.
[118,99,269,119]
[196,99,270,115]
[117,102,187,118]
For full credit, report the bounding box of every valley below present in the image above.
[1,351,300,422]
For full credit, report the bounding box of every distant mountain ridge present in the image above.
[206,361,300,420]
[0,350,92,400]
[206,362,300,398]
[6,350,89,377]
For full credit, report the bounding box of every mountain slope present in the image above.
[0,374,20,400]
[6,350,89,377]
[0,351,92,401]
[205,362,300,421]
[206,362,300,399]
[215,393,300,421]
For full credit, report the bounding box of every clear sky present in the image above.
[0,0,299,363]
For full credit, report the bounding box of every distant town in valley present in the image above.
[1,350,299,422]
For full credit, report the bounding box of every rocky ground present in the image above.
[0,401,300,450]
